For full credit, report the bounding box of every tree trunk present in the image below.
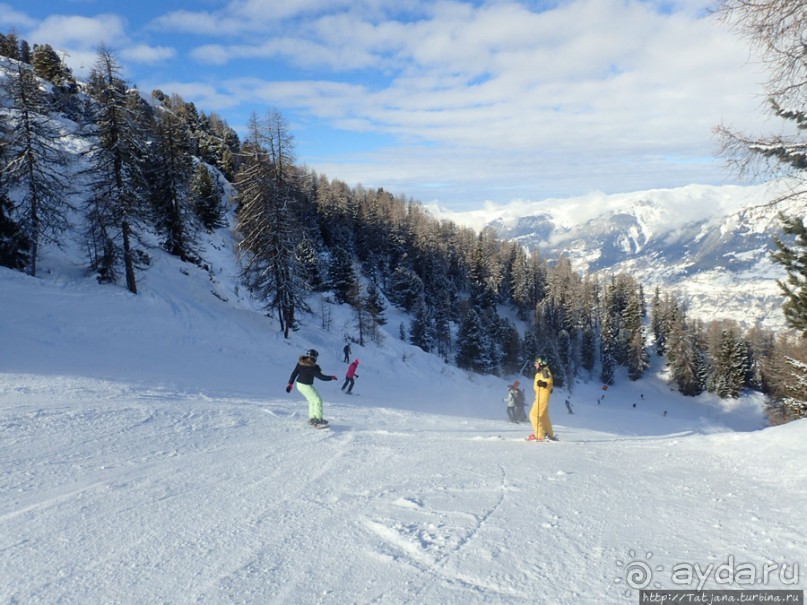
[122,219,137,294]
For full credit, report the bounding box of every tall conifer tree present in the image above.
[82,47,149,293]
[2,62,72,277]
[235,111,307,338]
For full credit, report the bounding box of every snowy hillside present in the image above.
[429,181,801,333]
[2,223,805,604]
[1,49,804,605]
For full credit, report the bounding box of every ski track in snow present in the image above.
[2,374,803,604]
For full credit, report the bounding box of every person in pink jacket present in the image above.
[341,359,359,394]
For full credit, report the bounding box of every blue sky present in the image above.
[1,0,775,211]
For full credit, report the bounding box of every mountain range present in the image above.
[431,181,801,333]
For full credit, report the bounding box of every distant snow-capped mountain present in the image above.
[429,181,803,333]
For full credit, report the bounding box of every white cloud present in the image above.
[161,0,771,205]
[0,2,36,28]
[28,14,129,50]
[227,0,354,22]
[120,44,176,65]
[150,10,257,37]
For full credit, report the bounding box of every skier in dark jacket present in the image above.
[286,349,338,426]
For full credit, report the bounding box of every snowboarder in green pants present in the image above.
[286,349,338,427]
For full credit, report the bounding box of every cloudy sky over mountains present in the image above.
[2,0,780,210]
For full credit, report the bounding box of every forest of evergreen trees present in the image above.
[0,33,804,422]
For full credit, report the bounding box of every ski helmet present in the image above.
[535,356,547,367]
[306,348,319,360]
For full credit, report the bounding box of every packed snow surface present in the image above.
[1,244,804,604]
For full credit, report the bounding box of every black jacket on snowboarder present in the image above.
[288,356,335,386]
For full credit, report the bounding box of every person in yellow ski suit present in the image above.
[529,356,557,441]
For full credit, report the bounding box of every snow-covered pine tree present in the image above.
[599,352,615,386]
[744,325,773,391]
[581,322,596,373]
[547,256,580,336]
[498,317,522,375]
[150,108,196,262]
[601,274,644,368]
[353,187,387,274]
[692,320,709,393]
[625,287,648,380]
[456,308,496,374]
[708,323,749,399]
[409,299,435,353]
[350,286,373,347]
[387,265,424,312]
[355,278,385,346]
[542,346,565,388]
[780,353,807,419]
[627,329,649,381]
[432,291,452,361]
[191,163,224,232]
[203,112,239,181]
[192,111,238,183]
[599,285,618,385]
[521,330,539,377]
[328,246,359,305]
[316,176,355,251]
[81,47,150,293]
[758,334,804,421]
[773,215,807,337]
[295,237,325,292]
[666,300,700,396]
[363,272,387,328]
[235,111,307,338]
[650,286,666,355]
[2,61,73,277]
[31,43,75,89]
[0,32,20,60]
[469,233,497,312]
[508,243,538,320]
[18,39,30,65]
[578,275,599,374]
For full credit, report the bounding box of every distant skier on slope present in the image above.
[286,349,338,427]
[528,356,558,442]
[505,383,519,422]
[505,381,527,423]
[341,359,359,394]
